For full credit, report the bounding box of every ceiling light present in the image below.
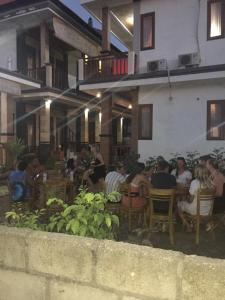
[126,15,134,26]
[128,104,132,109]
[96,93,101,98]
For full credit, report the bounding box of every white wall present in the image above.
[138,79,225,162]
[0,29,17,71]
[139,0,225,73]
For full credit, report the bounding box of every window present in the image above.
[207,100,225,139]
[138,104,153,140]
[141,12,155,50]
[207,0,225,40]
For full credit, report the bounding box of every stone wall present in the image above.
[0,225,225,300]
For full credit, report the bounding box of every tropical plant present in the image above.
[5,189,120,240]
[46,190,120,239]
[5,138,26,163]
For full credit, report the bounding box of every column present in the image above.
[131,88,139,153]
[133,0,141,72]
[102,7,111,53]
[81,108,89,144]
[0,92,15,164]
[117,117,123,144]
[40,22,50,66]
[100,94,112,166]
[39,99,51,163]
[95,111,101,143]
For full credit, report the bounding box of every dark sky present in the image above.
[60,0,127,51]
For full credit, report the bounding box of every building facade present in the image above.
[0,0,132,164]
[79,0,225,162]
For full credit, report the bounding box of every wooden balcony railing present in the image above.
[84,54,129,81]
[27,66,69,90]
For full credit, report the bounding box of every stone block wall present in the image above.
[0,226,225,300]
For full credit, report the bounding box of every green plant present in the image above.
[46,190,120,239]
[5,208,46,230]
[123,152,140,174]
[5,189,120,240]
[5,138,26,162]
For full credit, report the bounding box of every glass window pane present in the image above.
[142,14,153,48]
[210,103,223,138]
[210,2,222,37]
[140,106,152,138]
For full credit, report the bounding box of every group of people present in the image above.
[103,154,225,231]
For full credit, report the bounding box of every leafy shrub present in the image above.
[5,189,120,240]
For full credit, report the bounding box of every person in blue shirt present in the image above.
[8,161,28,202]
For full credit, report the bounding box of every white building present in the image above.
[79,0,225,162]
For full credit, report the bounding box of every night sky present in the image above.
[60,0,127,51]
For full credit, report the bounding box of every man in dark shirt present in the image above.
[151,160,176,213]
[151,160,177,189]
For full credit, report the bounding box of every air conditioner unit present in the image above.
[147,59,167,72]
[178,53,200,67]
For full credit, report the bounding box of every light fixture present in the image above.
[45,99,52,109]
[96,92,101,98]
[126,15,134,26]
[128,104,132,109]
[84,108,89,119]
[99,112,102,123]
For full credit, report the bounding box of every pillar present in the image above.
[81,108,89,144]
[102,7,111,53]
[131,88,139,153]
[133,0,141,72]
[40,22,50,67]
[95,111,101,143]
[39,99,51,163]
[100,94,112,166]
[117,117,123,144]
[0,92,15,165]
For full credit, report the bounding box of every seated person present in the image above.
[206,159,225,213]
[8,161,28,202]
[151,160,177,213]
[199,154,211,167]
[121,163,150,209]
[171,157,192,187]
[151,160,177,189]
[178,166,214,231]
[105,163,126,200]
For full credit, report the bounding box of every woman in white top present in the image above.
[171,157,192,186]
[178,166,214,231]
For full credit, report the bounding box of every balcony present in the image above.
[27,65,69,90]
[79,52,136,82]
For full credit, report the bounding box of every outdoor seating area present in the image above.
[0,142,225,259]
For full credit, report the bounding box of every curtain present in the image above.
[210,103,222,137]
[210,2,222,37]
[143,15,153,48]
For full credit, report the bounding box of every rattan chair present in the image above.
[149,188,176,245]
[184,189,215,245]
[120,182,148,231]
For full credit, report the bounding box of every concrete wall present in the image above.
[139,0,225,73]
[138,78,225,161]
[0,29,17,71]
[0,225,225,300]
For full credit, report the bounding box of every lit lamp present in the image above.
[45,99,52,109]
[128,104,132,110]
[96,92,101,98]
[99,111,102,123]
[84,108,89,119]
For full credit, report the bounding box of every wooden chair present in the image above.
[119,182,148,231]
[184,189,215,245]
[149,188,176,245]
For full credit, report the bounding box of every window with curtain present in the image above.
[207,100,225,139]
[208,0,225,39]
[138,104,153,140]
[141,13,155,50]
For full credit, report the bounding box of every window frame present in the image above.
[140,12,155,51]
[138,104,153,140]
[207,0,225,40]
[207,100,225,140]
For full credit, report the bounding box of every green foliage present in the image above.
[5,138,26,161]
[123,152,140,174]
[5,189,120,240]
